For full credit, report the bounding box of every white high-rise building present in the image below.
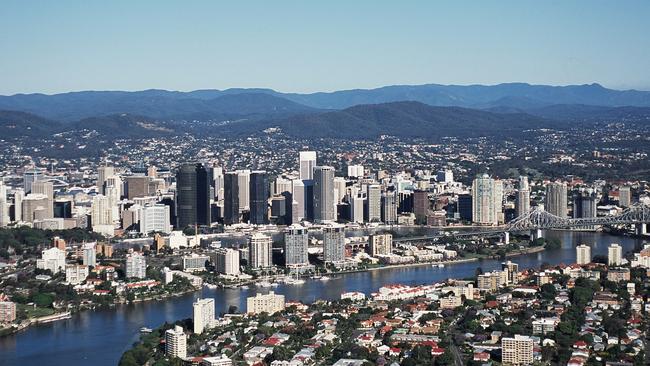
[516,176,530,217]
[274,177,293,196]
[367,184,382,222]
[323,223,345,263]
[350,194,365,223]
[126,252,147,278]
[292,179,306,222]
[347,165,364,178]
[213,166,224,200]
[104,176,122,222]
[472,174,502,225]
[165,325,187,359]
[13,188,24,224]
[0,181,8,227]
[83,243,97,266]
[501,335,534,365]
[545,181,568,218]
[576,244,591,265]
[284,225,309,267]
[214,248,240,275]
[299,151,317,180]
[248,232,272,268]
[247,291,285,314]
[381,191,397,225]
[333,177,347,204]
[91,194,112,226]
[313,166,335,223]
[36,247,66,274]
[193,298,215,334]
[140,204,171,234]
[608,243,622,266]
[65,264,89,285]
[97,165,115,195]
[236,169,251,212]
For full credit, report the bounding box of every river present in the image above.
[0,230,646,366]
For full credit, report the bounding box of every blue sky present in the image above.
[1,0,649,95]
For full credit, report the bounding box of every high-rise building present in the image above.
[413,190,429,223]
[573,188,597,230]
[436,169,454,183]
[83,243,96,267]
[165,325,187,359]
[247,291,285,314]
[91,194,112,231]
[31,180,53,217]
[457,194,473,221]
[347,165,364,178]
[0,300,16,323]
[248,233,272,268]
[124,176,151,199]
[350,193,365,223]
[545,181,568,218]
[472,174,503,225]
[36,247,66,273]
[249,171,269,225]
[292,179,306,223]
[175,163,211,228]
[140,204,172,234]
[22,194,51,222]
[97,165,115,195]
[515,176,530,217]
[576,244,591,265]
[299,151,317,180]
[213,167,224,200]
[284,225,309,267]
[608,243,622,266]
[126,252,147,279]
[13,189,24,223]
[313,166,335,223]
[235,169,251,212]
[223,172,240,225]
[368,233,392,256]
[323,223,345,263]
[366,184,382,222]
[501,335,534,365]
[0,181,8,227]
[65,264,89,285]
[23,168,44,193]
[213,248,240,275]
[193,298,215,334]
[619,186,631,208]
[381,190,397,225]
[501,260,519,285]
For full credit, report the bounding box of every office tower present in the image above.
[0,181,8,227]
[303,180,314,221]
[576,244,591,265]
[13,189,23,223]
[292,180,306,222]
[274,177,293,196]
[91,195,112,226]
[223,172,240,225]
[247,291,285,314]
[501,335,534,365]
[270,195,287,223]
[381,190,397,225]
[436,169,454,183]
[54,199,73,218]
[31,180,53,211]
[176,163,211,228]
[501,260,519,285]
[545,181,568,217]
[248,232,272,268]
[23,168,44,193]
[236,169,251,212]
[284,225,309,267]
[313,166,335,223]
[608,243,622,266]
[368,233,392,256]
[299,151,317,180]
[249,171,269,225]
[457,194,473,221]
[213,167,224,200]
[22,194,51,222]
[347,165,364,178]
[323,223,345,263]
[350,193,365,223]
[472,174,503,225]
[165,326,187,359]
[516,176,530,217]
[97,166,115,195]
[193,298,215,334]
[36,247,66,273]
[413,190,429,223]
[126,252,147,278]
[619,186,631,208]
[573,188,597,230]
[367,184,382,222]
[214,248,240,275]
[140,204,172,234]
[104,176,122,222]
[124,176,150,199]
[65,264,89,285]
[83,243,97,266]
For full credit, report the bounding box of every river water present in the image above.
[0,230,645,366]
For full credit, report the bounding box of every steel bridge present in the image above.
[394,203,650,242]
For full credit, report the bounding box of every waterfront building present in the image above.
[472,174,502,225]
[573,188,597,230]
[246,291,285,314]
[126,252,147,279]
[213,248,240,276]
[65,264,89,285]
[323,223,345,263]
[182,254,210,272]
[0,300,16,323]
[313,166,335,223]
[36,247,66,274]
[193,298,215,334]
[368,233,392,256]
[501,335,534,365]
[248,232,272,268]
[501,260,519,285]
[175,163,211,228]
[608,243,623,266]
[576,244,591,265]
[299,151,317,180]
[165,325,187,359]
[545,181,568,217]
[284,224,309,267]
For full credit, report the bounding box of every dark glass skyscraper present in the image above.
[175,163,210,228]
[249,171,269,224]
[224,172,240,225]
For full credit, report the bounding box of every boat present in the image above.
[139,327,153,334]
[204,283,218,289]
[240,285,249,290]
[258,281,272,288]
[438,264,445,268]
[286,278,305,285]
[319,276,331,281]
[270,282,279,287]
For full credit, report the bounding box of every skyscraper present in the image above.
[165,326,187,359]
[366,184,382,222]
[97,165,115,195]
[381,190,397,225]
[313,166,335,223]
[213,166,224,200]
[323,223,345,264]
[284,224,309,267]
[248,232,272,268]
[573,188,597,230]
[299,151,317,180]
[82,243,96,267]
[576,244,591,265]
[31,180,54,218]
[413,190,429,223]
[516,176,530,217]
[619,186,631,208]
[126,252,147,278]
[213,248,240,275]
[23,168,44,194]
[236,169,251,212]
[175,163,211,228]
[0,181,8,227]
[608,243,622,266]
[223,172,240,225]
[193,298,215,334]
[471,174,503,226]
[545,181,568,218]
[249,171,269,225]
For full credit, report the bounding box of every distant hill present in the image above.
[0,110,60,138]
[226,101,559,139]
[69,114,174,138]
